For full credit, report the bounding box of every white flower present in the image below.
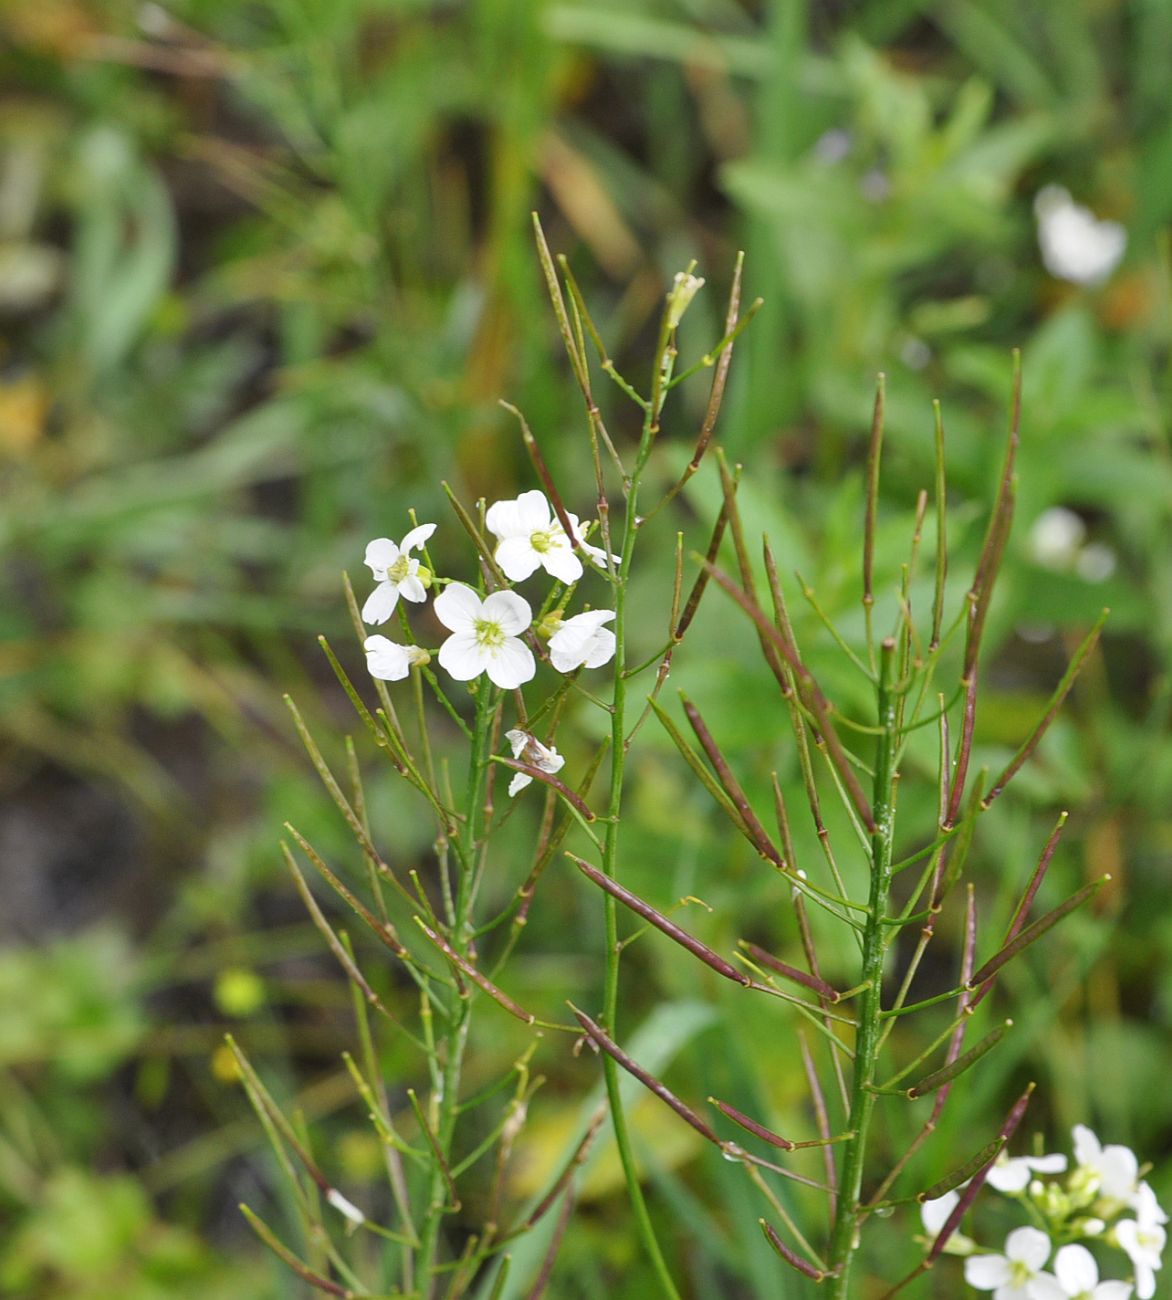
[434,583,535,689]
[987,1151,1069,1194]
[1115,1183,1167,1300]
[1028,508,1086,571]
[504,729,565,796]
[485,490,611,585]
[1050,1244,1132,1300]
[548,609,617,673]
[965,1226,1058,1299]
[364,635,428,682]
[1073,1126,1141,1208]
[362,523,436,625]
[1034,186,1126,286]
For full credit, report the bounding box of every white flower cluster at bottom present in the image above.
[921,1126,1166,1299]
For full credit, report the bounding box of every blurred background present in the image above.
[1,1,1170,1295]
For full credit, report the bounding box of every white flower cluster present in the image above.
[921,1126,1166,1299]
[356,490,618,794]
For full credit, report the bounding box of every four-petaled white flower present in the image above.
[504,729,565,796]
[1034,186,1126,286]
[434,583,535,689]
[548,609,617,673]
[1049,1244,1132,1300]
[1115,1183,1167,1300]
[486,490,611,585]
[364,635,428,682]
[988,1151,1069,1194]
[965,1226,1057,1299]
[1073,1126,1141,1209]
[362,523,437,625]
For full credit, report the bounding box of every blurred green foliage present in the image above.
[1,0,1169,1295]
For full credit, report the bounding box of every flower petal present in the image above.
[1006,1227,1052,1271]
[541,542,584,585]
[398,572,427,603]
[364,635,410,681]
[1136,1183,1169,1227]
[921,1191,959,1236]
[495,536,543,582]
[987,1158,1033,1194]
[1074,1125,1103,1168]
[485,637,535,689]
[582,626,617,669]
[508,771,532,796]
[481,589,533,636]
[965,1255,1012,1289]
[433,583,482,633]
[1026,1274,1066,1300]
[361,581,400,625]
[1054,1244,1098,1291]
[515,489,553,530]
[364,537,400,577]
[1099,1145,1140,1201]
[400,522,436,553]
[438,632,485,681]
[486,491,549,541]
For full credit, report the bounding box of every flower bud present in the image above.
[666,271,705,329]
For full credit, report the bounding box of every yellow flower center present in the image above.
[389,555,413,583]
[529,529,554,554]
[475,618,505,649]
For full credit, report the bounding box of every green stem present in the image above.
[826,639,898,1295]
[598,373,682,1300]
[415,685,495,1296]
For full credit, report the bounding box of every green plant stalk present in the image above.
[597,342,683,1300]
[415,685,496,1296]
[827,639,899,1296]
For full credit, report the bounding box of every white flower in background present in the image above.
[1028,508,1086,570]
[1035,186,1126,286]
[965,1226,1057,1298]
[1027,509,1116,583]
[364,635,428,682]
[504,729,565,796]
[1115,1183,1167,1300]
[434,583,535,689]
[1075,543,1116,584]
[1073,1126,1141,1208]
[988,1151,1069,1194]
[548,609,617,673]
[920,1190,975,1255]
[486,490,612,584]
[1050,1245,1132,1300]
[362,523,436,624]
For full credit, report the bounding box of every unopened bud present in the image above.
[327,1188,365,1226]
[666,271,705,329]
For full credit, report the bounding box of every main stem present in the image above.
[827,640,898,1297]
[598,365,682,1300]
[416,686,495,1295]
